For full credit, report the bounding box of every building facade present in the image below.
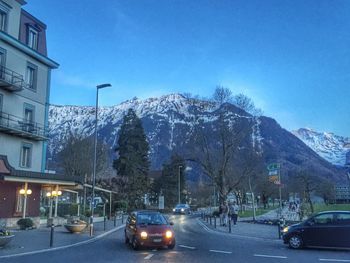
[0,0,81,227]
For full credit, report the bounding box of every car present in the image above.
[282,211,350,249]
[173,204,191,214]
[124,210,175,250]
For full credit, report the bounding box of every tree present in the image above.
[155,154,186,208]
[57,132,110,180]
[233,93,263,116]
[212,86,233,106]
[113,109,150,209]
[188,102,252,204]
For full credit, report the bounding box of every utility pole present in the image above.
[178,166,182,204]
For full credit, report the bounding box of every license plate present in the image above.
[153,238,162,242]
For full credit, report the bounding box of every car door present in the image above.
[302,213,335,247]
[333,213,350,248]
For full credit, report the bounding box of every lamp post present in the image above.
[90,83,111,236]
[178,166,182,204]
[20,182,32,218]
[46,188,62,218]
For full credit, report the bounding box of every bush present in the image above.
[0,229,11,236]
[17,218,34,229]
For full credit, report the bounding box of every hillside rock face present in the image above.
[292,128,350,167]
[48,94,346,183]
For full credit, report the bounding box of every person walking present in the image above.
[222,201,229,227]
[230,201,239,225]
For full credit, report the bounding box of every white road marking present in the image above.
[209,249,232,254]
[319,259,350,262]
[144,254,154,260]
[179,245,196,250]
[254,254,287,259]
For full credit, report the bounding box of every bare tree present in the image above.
[212,86,233,106]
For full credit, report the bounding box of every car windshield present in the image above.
[137,213,167,225]
[175,204,187,208]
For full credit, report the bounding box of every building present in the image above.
[0,0,81,227]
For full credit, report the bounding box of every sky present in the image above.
[25,0,350,137]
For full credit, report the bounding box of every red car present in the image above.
[124,210,175,250]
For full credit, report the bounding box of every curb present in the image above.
[0,225,125,259]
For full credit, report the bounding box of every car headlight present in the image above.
[140,231,148,239]
[173,208,175,212]
[181,208,184,212]
[282,226,289,233]
[165,230,173,238]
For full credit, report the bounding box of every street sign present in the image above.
[269,175,278,183]
[267,163,280,171]
[268,170,278,176]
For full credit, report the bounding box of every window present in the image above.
[20,143,32,168]
[335,213,350,225]
[313,213,334,225]
[26,63,37,90]
[23,103,35,132]
[0,10,6,32]
[0,93,2,112]
[27,27,38,50]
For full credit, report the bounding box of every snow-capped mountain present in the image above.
[48,94,345,182]
[292,128,350,167]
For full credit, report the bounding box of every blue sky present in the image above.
[25,0,350,137]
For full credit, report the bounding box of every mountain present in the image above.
[48,94,346,183]
[292,128,350,167]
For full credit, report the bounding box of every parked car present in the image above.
[173,204,191,214]
[282,211,350,249]
[124,210,175,250]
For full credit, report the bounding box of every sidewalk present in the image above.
[0,218,125,257]
[199,207,300,240]
[200,217,280,240]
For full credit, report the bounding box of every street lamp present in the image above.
[178,166,182,204]
[91,83,111,236]
[19,182,32,218]
[46,188,62,218]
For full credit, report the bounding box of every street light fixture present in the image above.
[90,83,112,236]
[178,166,182,204]
[19,183,32,218]
[46,188,62,218]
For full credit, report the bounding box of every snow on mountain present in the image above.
[48,93,262,159]
[292,128,350,166]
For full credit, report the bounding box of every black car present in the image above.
[282,211,350,249]
[124,210,175,250]
[172,204,191,214]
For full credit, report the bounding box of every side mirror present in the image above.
[169,222,174,226]
[305,219,314,226]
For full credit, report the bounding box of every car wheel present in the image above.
[168,239,176,249]
[124,233,129,244]
[132,237,139,250]
[288,235,303,249]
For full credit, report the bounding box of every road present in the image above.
[2,215,350,263]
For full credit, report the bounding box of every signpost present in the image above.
[158,195,164,210]
[267,163,282,217]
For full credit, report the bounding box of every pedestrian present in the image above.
[222,201,229,227]
[219,203,224,226]
[230,201,239,225]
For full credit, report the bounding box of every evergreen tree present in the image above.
[113,109,150,209]
[157,154,186,208]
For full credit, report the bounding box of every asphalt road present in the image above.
[2,215,350,263]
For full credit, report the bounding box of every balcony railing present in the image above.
[0,66,26,92]
[0,111,48,141]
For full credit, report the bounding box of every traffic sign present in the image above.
[267,163,280,171]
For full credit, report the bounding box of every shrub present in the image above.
[0,229,11,236]
[17,218,34,229]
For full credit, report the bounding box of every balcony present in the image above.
[0,111,48,141]
[0,66,26,92]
